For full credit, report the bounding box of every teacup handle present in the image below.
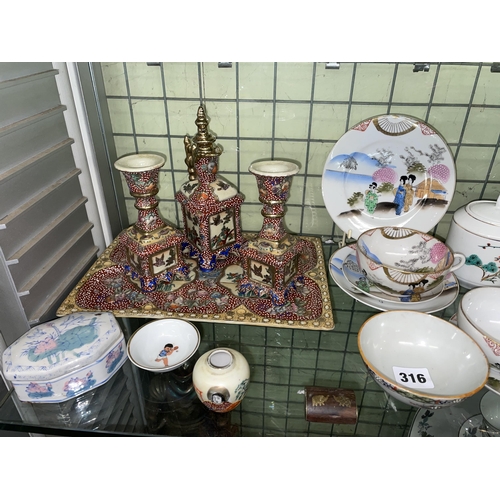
[449,252,466,273]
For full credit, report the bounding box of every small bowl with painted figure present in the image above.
[127,318,200,373]
[358,310,489,409]
[457,287,500,372]
[355,226,465,298]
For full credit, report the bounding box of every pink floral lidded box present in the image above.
[2,312,126,403]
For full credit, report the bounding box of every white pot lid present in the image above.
[465,195,500,226]
[454,194,500,240]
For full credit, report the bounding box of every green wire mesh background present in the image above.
[98,62,499,436]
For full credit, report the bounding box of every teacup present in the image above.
[457,287,500,371]
[356,226,466,297]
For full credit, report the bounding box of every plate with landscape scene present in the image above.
[322,114,456,239]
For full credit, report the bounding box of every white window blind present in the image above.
[0,62,107,347]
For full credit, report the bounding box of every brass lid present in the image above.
[184,106,223,180]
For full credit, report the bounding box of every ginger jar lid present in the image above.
[454,195,500,239]
[2,312,124,382]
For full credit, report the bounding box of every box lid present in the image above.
[2,312,123,382]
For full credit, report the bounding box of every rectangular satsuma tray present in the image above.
[56,233,334,331]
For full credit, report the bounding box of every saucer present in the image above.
[342,251,444,304]
[329,244,459,313]
[410,388,492,437]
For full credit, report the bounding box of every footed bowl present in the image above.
[358,310,488,409]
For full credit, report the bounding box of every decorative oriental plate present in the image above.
[322,114,456,239]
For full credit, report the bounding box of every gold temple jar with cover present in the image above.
[176,106,245,272]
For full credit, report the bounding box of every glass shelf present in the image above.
[0,358,244,437]
[0,356,418,437]
[0,244,466,437]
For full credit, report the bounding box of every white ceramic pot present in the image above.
[446,195,500,289]
[192,348,250,413]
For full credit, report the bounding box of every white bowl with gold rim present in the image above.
[358,310,489,409]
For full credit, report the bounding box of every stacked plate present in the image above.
[322,114,459,313]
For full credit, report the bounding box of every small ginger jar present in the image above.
[192,347,250,413]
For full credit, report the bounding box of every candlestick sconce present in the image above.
[114,153,188,293]
[238,160,314,305]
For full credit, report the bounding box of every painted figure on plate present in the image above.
[364,182,379,214]
[404,174,416,213]
[393,176,407,215]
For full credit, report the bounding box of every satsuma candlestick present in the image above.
[114,153,188,293]
[238,160,314,305]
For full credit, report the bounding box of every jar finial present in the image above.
[193,106,222,157]
[183,106,223,181]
